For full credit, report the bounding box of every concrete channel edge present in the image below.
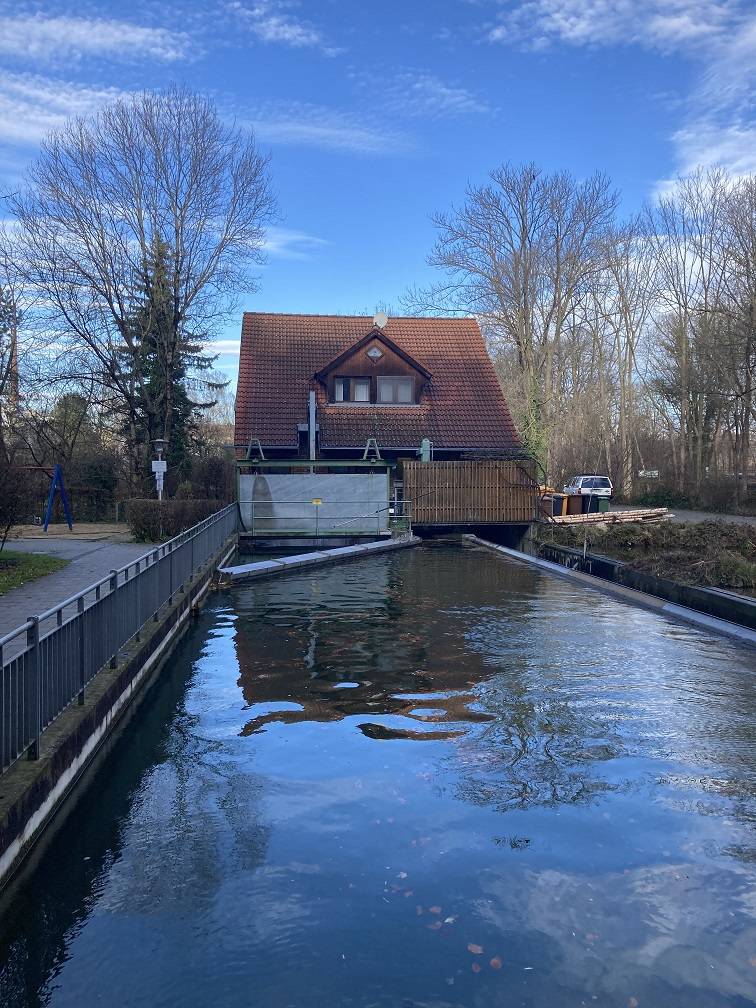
[218,534,422,583]
[472,537,756,648]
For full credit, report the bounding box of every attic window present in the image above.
[367,346,384,360]
[377,376,413,404]
[335,377,370,402]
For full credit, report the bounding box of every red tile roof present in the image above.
[234,313,522,452]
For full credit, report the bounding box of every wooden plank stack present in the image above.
[547,507,670,525]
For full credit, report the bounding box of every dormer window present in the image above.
[335,377,370,402]
[377,376,413,403]
[318,330,431,406]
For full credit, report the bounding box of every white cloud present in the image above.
[205,338,241,356]
[667,120,756,180]
[227,1,340,55]
[666,10,756,178]
[263,226,328,259]
[487,0,756,184]
[248,102,412,155]
[488,0,737,53]
[0,15,191,64]
[356,70,490,119]
[0,71,125,146]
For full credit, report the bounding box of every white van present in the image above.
[563,474,614,499]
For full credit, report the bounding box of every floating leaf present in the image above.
[471,962,481,973]
[427,920,443,930]
[404,890,414,897]
[490,956,502,970]
[468,943,484,955]
[444,916,456,924]
[397,872,408,879]
[628,1000,639,1008]
[415,905,423,916]
[429,906,442,914]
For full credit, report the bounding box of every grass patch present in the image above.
[540,520,756,593]
[0,550,69,595]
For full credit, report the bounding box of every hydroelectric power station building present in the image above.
[233,312,537,541]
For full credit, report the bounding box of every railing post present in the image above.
[109,569,119,668]
[153,550,160,620]
[134,560,142,640]
[26,616,40,760]
[77,597,86,704]
[168,543,174,606]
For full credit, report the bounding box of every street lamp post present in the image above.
[152,438,167,501]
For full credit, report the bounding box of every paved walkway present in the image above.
[666,508,754,525]
[1,537,150,648]
[613,506,754,526]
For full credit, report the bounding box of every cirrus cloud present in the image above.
[0,14,192,64]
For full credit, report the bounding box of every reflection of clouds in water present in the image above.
[5,541,756,1008]
[477,863,756,1004]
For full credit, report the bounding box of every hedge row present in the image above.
[126,499,226,542]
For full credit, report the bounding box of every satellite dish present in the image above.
[373,311,388,329]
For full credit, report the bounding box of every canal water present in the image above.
[1,540,755,1008]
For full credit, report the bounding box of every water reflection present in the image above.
[0,611,270,1008]
[232,543,629,809]
[1,540,755,1008]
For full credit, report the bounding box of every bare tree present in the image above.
[643,168,731,498]
[716,176,756,508]
[8,86,275,490]
[406,162,618,473]
[593,219,655,497]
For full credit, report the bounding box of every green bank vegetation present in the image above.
[542,521,756,593]
[0,550,69,596]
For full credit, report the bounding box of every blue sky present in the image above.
[1,0,755,383]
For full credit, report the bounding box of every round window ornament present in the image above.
[367,346,384,360]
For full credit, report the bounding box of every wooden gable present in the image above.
[315,328,431,402]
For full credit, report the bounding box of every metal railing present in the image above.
[0,504,238,775]
[239,500,412,537]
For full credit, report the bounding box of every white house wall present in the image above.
[238,473,390,534]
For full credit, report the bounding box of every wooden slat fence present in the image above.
[403,460,538,524]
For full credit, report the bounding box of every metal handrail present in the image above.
[0,504,238,773]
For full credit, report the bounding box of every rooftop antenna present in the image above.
[373,311,388,329]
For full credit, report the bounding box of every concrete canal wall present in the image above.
[474,537,756,647]
[536,541,756,632]
[219,534,422,583]
[0,534,237,894]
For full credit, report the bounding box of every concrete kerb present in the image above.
[0,533,238,895]
[471,536,756,648]
[218,535,422,583]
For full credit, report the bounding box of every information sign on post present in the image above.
[152,459,167,500]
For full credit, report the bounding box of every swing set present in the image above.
[43,464,74,531]
[14,464,74,531]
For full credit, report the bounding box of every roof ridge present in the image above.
[241,311,477,321]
